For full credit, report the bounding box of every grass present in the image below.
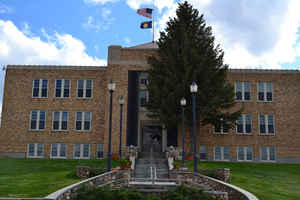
[1,158,300,200]
[182,161,300,200]
[0,158,118,198]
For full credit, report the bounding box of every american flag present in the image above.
[137,8,153,18]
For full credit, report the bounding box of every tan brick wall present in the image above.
[178,71,300,162]
[0,67,108,158]
[1,45,300,163]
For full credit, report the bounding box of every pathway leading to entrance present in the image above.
[134,152,169,179]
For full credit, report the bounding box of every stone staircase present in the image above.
[130,151,175,195]
[134,152,169,179]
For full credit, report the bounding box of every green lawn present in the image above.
[1,158,300,200]
[183,161,300,200]
[0,158,118,198]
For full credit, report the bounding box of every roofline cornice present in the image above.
[229,68,300,74]
[7,65,107,70]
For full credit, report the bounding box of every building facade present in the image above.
[0,42,300,163]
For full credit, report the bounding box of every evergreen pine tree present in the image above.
[146,1,242,131]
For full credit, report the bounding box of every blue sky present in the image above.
[1,0,300,115]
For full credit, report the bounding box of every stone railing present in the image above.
[169,170,259,200]
[45,169,131,200]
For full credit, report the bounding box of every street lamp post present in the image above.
[190,81,198,173]
[180,97,186,169]
[119,95,124,159]
[107,80,116,172]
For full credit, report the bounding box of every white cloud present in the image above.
[21,22,33,36]
[124,37,131,45]
[84,0,119,5]
[82,16,101,32]
[155,0,300,69]
[101,7,111,19]
[84,0,174,13]
[0,20,106,66]
[82,8,114,32]
[0,3,12,14]
[126,0,174,12]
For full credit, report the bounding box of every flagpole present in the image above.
[152,1,154,43]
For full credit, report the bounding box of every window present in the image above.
[53,111,68,131]
[214,119,229,134]
[261,146,276,161]
[55,79,70,98]
[259,114,275,134]
[258,82,273,101]
[77,80,92,98]
[214,146,230,161]
[32,79,48,98]
[199,146,207,160]
[74,144,90,159]
[97,144,104,158]
[236,114,252,134]
[237,146,253,161]
[76,112,91,131]
[51,143,66,158]
[30,110,46,130]
[27,143,43,157]
[140,72,148,85]
[235,81,250,101]
[139,90,149,107]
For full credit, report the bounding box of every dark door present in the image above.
[142,126,162,152]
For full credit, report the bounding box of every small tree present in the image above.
[146,1,241,132]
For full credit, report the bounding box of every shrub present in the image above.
[119,158,131,168]
[164,185,219,200]
[72,185,218,200]
[89,168,105,177]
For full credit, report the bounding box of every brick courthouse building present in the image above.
[1,42,300,163]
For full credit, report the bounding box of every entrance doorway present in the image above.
[142,126,162,152]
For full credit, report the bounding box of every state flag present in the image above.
[137,8,153,18]
[140,21,152,29]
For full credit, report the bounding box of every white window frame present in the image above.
[214,146,230,161]
[237,146,253,161]
[50,143,67,158]
[139,90,149,107]
[75,111,92,131]
[74,144,90,159]
[236,114,252,134]
[97,144,104,159]
[214,120,229,134]
[258,114,275,135]
[257,82,273,102]
[55,79,71,98]
[29,110,46,131]
[77,80,93,98]
[140,72,148,86]
[32,79,48,98]
[52,111,69,131]
[260,146,276,162]
[27,143,44,158]
[235,81,251,101]
[199,146,208,160]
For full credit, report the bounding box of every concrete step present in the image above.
[139,152,165,158]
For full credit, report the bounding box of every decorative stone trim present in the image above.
[46,169,131,200]
[169,170,259,200]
